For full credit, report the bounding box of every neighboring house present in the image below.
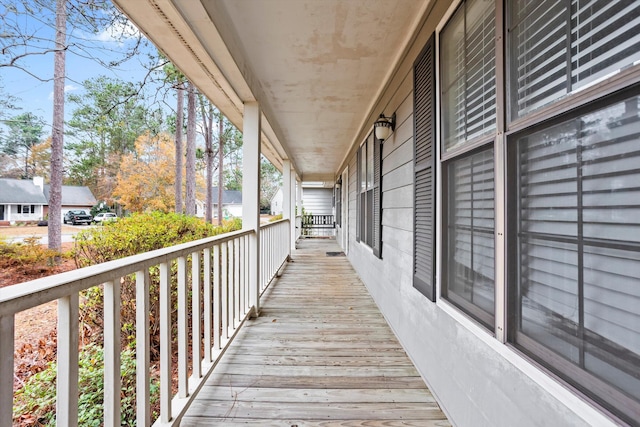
[300,184,333,216]
[74,2,640,426]
[269,188,283,215]
[195,187,243,219]
[0,177,96,223]
[0,177,47,222]
[271,184,334,216]
[43,184,97,221]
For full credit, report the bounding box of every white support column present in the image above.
[282,160,293,256]
[289,168,296,251]
[296,180,303,215]
[243,101,261,317]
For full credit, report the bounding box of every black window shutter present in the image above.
[372,136,382,258]
[356,145,361,242]
[335,182,341,227]
[413,33,436,301]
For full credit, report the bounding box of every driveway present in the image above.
[0,224,90,244]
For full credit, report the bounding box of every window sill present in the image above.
[435,298,616,426]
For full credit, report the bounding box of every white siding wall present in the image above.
[10,204,44,222]
[270,189,283,215]
[301,188,333,216]
[341,1,612,426]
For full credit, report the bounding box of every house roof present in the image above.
[44,185,97,206]
[210,187,242,205]
[0,179,48,204]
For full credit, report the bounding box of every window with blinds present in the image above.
[441,0,496,153]
[509,93,640,424]
[443,148,495,329]
[508,0,640,120]
[440,0,496,328]
[356,133,382,258]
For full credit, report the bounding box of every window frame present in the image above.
[356,131,382,258]
[438,0,498,332]
[18,205,34,214]
[506,86,640,425]
[506,0,640,131]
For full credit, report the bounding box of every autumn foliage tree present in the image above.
[113,132,177,212]
[113,131,205,213]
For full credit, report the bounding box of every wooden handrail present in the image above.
[0,221,291,427]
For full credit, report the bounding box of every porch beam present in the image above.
[243,101,261,316]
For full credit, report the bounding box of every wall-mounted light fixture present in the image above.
[374,112,396,142]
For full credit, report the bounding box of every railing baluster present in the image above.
[178,256,188,398]
[159,262,172,423]
[245,235,250,310]
[221,241,229,340]
[1,226,288,427]
[213,244,221,350]
[258,233,262,292]
[239,236,246,315]
[136,270,151,427]
[0,314,14,427]
[228,239,235,329]
[57,293,79,426]
[104,280,121,427]
[203,247,212,363]
[234,237,240,327]
[192,251,202,379]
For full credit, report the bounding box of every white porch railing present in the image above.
[295,215,302,240]
[0,220,291,427]
[260,219,290,294]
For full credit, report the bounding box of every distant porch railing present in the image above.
[301,214,335,237]
[0,219,291,427]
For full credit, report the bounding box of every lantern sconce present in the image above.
[374,112,396,142]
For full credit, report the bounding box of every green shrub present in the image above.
[13,344,159,426]
[269,214,283,222]
[73,212,242,356]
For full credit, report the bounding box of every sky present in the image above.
[0,2,165,133]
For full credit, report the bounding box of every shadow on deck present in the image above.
[182,239,451,426]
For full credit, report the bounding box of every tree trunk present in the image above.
[48,0,65,254]
[174,82,184,213]
[218,114,224,225]
[185,82,196,216]
[201,100,214,223]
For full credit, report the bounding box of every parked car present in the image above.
[64,210,93,225]
[93,212,118,225]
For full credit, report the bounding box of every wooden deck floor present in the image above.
[181,239,451,426]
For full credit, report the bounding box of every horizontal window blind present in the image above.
[513,94,640,424]
[445,148,495,328]
[509,0,640,119]
[441,0,496,152]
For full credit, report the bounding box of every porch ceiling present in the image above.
[112,0,429,181]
